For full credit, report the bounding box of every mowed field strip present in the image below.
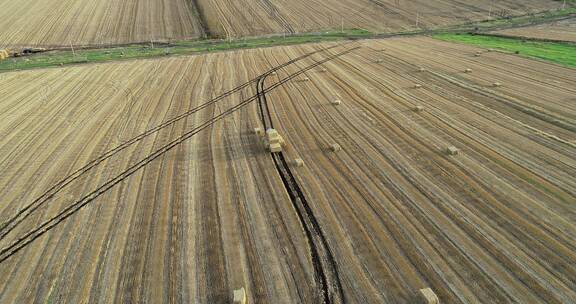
[493,16,576,42]
[0,0,205,48]
[0,0,566,48]
[0,38,575,303]
[200,0,561,38]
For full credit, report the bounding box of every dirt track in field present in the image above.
[197,0,561,38]
[0,38,575,303]
[0,0,204,48]
[493,16,576,42]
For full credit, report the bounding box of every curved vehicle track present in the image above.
[256,65,345,303]
[0,44,342,242]
[0,46,357,264]
[1,38,575,303]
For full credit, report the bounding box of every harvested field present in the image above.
[1,37,576,303]
[197,0,561,38]
[493,17,576,42]
[0,0,564,47]
[0,0,204,48]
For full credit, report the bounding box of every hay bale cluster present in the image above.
[264,128,285,153]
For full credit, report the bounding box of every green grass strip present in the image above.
[0,29,372,72]
[434,33,576,67]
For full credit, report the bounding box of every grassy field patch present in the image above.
[434,33,576,67]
